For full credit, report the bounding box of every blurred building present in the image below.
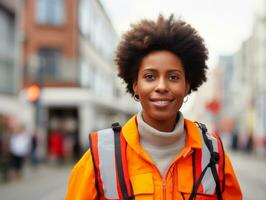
[0,0,16,94]
[218,56,236,117]
[243,6,266,154]
[0,0,21,120]
[220,3,266,154]
[16,0,137,157]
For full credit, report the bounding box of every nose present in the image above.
[155,77,168,93]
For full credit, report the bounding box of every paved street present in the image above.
[0,152,265,200]
[229,151,266,200]
[0,164,72,200]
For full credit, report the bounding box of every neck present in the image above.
[142,113,179,132]
[137,111,185,147]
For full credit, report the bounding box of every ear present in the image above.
[185,83,190,95]
[133,81,138,94]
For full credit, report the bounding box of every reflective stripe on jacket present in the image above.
[66,115,242,200]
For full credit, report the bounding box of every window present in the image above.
[0,10,15,54]
[0,60,15,93]
[78,0,117,60]
[80,60,94,89]
[38,48,62,80]
[36,0,64,25]
[0,10,15,93]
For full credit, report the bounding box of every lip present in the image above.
[150,97,174,101]
[150,98,174,107]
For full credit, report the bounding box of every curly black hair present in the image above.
[114,14,208,96]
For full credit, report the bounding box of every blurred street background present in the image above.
[0,0,266,199]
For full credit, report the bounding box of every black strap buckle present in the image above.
[112,122,121,133]
[211,152,220,164]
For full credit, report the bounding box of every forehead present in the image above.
[139,50,184,72]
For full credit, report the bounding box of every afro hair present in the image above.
[114,14,208,96]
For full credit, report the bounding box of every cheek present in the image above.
[138,90,150,101]
[170,85,186,96]
[136,82,152,96]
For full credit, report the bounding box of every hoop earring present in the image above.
[134,94,140,102]
[183,95,188,103]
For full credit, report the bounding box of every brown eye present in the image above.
[144,74,155,81]
[169,74,179,81]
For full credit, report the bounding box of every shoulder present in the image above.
[68,148,95,182]
[66,148,98,199]
[72,149,93,171]
[222,151,243,198]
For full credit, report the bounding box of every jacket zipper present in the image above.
[162,178,167,200]
[160,163,173,200]
[139,147,193,199]
[161,148,192,200]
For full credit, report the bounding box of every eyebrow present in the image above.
[142,68,183,73]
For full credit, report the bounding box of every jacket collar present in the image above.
[122,115,144,155]
[122,115,202,152]
[184,119,202,149]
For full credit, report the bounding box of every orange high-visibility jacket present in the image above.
[66,116,242,200]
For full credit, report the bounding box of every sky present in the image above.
[100,0,264,67]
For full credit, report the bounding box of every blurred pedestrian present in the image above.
[66,15,242,199]
[9,124,30,179]
[231,128,239,151]
[48,129,64,165]
[245,132,254,153]
[63,133,74,162]
[0,115,11,182]
[30,132,38,167]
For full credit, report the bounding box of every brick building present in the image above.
[18,0,137,157]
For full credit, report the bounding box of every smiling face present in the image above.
[133,50,190,131]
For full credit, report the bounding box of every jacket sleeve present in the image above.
[65,149,98,200]
[222,152,243,200]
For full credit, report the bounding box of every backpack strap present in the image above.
[189,122,225,200]
[89,123,134,200]
[112,122,134,200]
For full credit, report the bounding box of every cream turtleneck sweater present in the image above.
[137,111,186,176]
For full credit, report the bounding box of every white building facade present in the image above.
[227,3,266,154]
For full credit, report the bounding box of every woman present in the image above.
[66,15,242,200]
